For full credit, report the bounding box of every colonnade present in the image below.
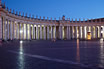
[2,19,104,40]
[0,1,104,41]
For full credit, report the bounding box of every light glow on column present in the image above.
[84,26,87,39]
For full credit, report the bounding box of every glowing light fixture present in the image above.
[20,41,23,44]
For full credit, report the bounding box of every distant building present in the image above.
[0,0,104,40]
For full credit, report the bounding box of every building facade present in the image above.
[0,0,104,41]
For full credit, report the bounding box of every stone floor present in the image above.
[0,39,104,69]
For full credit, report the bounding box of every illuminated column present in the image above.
[13,22,15,39]
[54,26,56,39]
[40,25,42,39]
[99,26,101,38]
[47,26,49,40]
[44,26,46,40]
[72,26,74,39]
[26,24,28,40]
[7,20,9,39]
[33,25,35,39]
[16,23,18,39]
[29,24,31,40]
[59,26,61,39]
[36,25,38,40]
[95,26,98,38]
[4,19,7,40]
[10,21,12,40]
[19,23,21,40]
[68,26,71,39]
[23,24,25,40]
[79,26,81,39]
[103,26,104,38]
[0,17,2,40]
[51,26,53,39]
[34,26,36,40]
[67,26,69,39]
[82,26,85,39]
[91,26,93,39]
[86,26,89,39]
[61,26,63,39]
[75,26,77,39]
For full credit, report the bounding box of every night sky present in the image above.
[2,0,104,20]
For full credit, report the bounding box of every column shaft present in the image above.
[40,25,42,39]
[79,26,81,39]
[99,26,101,38]
[61,26,63,39]
[95,26,98,38]
[29,24,31,40]
[72,26,74,39]
[0,17,2,40]
[4,19,7,40]
[82,27,84,39]
[16,23,18,39]
[59,26,61,39]
[44,26,46,40]
[13,22,15,39]
[47,26,49,40]
[7,20,9,39]
[36,25,38,40]
[51,26,53,39]
[10,21,12,40]
[23,24,25,40]
[68,26,71,39]
[75,26,77,39]
[33,25,35,39]
[54,26,56,39]
[91,26,93,39]
[26,24,28,40]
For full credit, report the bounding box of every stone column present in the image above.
[26,24,28,40]
[86,26,89,39]
[59,26,61,39]
[33,25,35,39]
[4,19,7,40]
[66,26,69,39]
[82,26,85,39]
[99,26,101,38]
[16,23,18,39]
[72,26,74,39]
[103,26,104,38]
[61,26,63,40]
[75,26,77,39]
[44,26,46,40]
[40,25,42,39]
[0,17,2,40]
[79,26,81,39]
[7,20,10,39]
[19,23,21,40]
[10,21,12,40]
[47,26,49,40]
[29,24,31,40]
[13,22,15,39]
[91,26,93,39]
[36,25,38,40]
[68,26,71,40]
[51,26,53,39]
[23,24,25,40]
[95,26,98,38]
[54,26,56,39]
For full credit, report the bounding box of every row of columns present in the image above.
[3,20,57,40]
[2,19,104,40]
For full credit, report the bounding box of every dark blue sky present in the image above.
[2,0,104,20]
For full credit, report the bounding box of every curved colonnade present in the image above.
[0,3,104,41]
